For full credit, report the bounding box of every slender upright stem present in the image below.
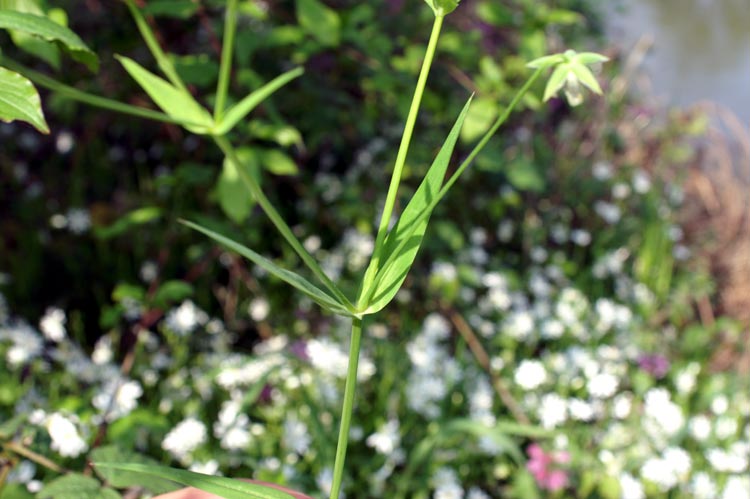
[212,136,354,311]
[124,0,189,93]
[329,317,363,499]
[1,58,196,126]
[359,15,444,303]
[214,0,239,122]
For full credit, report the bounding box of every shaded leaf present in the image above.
[94,206,162,239]
[0,66,48,133]
[116,55,213,134]
[152,280,194,307]
[142,0,199,18]
[215,67,303,135]
[216,147,260,223]
[0,10,97,70]
[260,148,298,175]
[361,97,472,314]
[94,463,296,499]
[181,220,355,317]
[295,0,340,47]
[36,474,120,499]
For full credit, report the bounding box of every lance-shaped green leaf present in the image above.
[94,463,296,499]
[181,220,356,318]
[361,97,472,314]
[0,65,48,133]
[213,67,303,136]
[0,10,98,71]
[423,0,460,16]
[116,55,214,134]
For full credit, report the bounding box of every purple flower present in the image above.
[638,353,670,379]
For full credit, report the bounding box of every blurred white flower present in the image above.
[162,418,207,462]
[497,220,514,242]
[165,300,208,336]
[707,444,749,472]
[592,161,614,180]
[469,377,495,426]
[433,468,463,499]
[689,415,712,441]
[248,297,270,322]
[568,398,595,421]
[538,393,567,429]
[570,229,591,246]
[640,456,677,491]
[594,201,621,224]
[66,208,91,234]
[2,321,44,367]
[189,460,219,475]
[619,472,645,499]
[711,395,729,415]
[45,413,88,458]
[423,314,451,341]
[722,476,750,499]
[514,360,547,390]
[632,170,651,193]
[366,419,401,455]
[466,488,489,499]
[715,416,738,440]
[689,472,717,499]
[283,415,311,455]
[643,388,684,443]
[588,372,619,399]
[39,307,66,342]
[92,379,143,421]
[503,310,535,341]
[316,467,343,499]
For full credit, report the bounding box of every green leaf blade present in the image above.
[362,97,473,314]
[116,55,214,133]
[181,220,355,317]
[0,10,98,71]
[215,67,303,136]
[93,463,297,499]
[295,0,340,47]
[0,66,49,133]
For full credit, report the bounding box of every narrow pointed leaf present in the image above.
[574,52,609,65]
[0,10,98,71]
[362,97,472,314]
[542,64,568,102]
[181,220,355,317]
[116,55,213,133]
[0,66,49,133]
[93,463,296,499]
[526,53,564,69]
[214,67,303,135]
[570,63,603,94]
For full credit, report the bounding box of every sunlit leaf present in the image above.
[361,97,472,314]
[181,220,355,317]
[94,463,297,499]
[0,66,48,133]
[116,55,213,134]
[217,148,260,223]
[0,9,98,70]
[91,446,177,495]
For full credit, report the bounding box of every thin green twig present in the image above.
[358,15,445,306]
[214,0,239,122]
[329,317,363,499]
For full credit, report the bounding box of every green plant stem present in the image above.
[214,0,239,122]
[124,0,188,93]
[329,317,363,499]
[371,68,544,279]
[212,135,354,311]
[359,14,444,304]
[3,441,65,474]
[0,58,196,126]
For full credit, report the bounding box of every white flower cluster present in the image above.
[406,314,461,418]
[162,417,207,463]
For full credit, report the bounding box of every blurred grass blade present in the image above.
[361,96,472,314]
[0,10,98,71]
[93,463,296,499]
[0,66,49,133]
[214,67,303,135]
[116,55,213,134]
[181,219,356,317]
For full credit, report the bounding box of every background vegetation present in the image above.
[1,1,748,498]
